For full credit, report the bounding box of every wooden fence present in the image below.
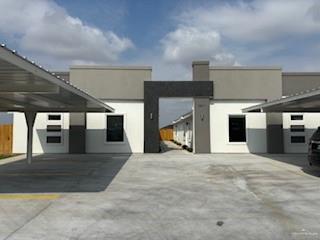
[159,128,173,141]
[0,124,13,155]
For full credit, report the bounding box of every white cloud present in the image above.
[161,26,237,66]
[0,0,133,66]
[180,0,320,42]
[159,0,320,70]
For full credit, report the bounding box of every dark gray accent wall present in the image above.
[282,73,320,96]
[193,61,211,153]
[193,98,211,153]
[266,113,284,153]
[69,113,86,154]
[144,81,213,153]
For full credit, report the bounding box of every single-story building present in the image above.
[172,111,193,149]
[171,69,320,153]
[2,43,320,155]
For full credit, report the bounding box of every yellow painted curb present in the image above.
[0,194,60,200]
[0,172,86,176]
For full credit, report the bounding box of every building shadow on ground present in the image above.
[160,141,182,153]
[0,153,131,193]
[254,153,320,178]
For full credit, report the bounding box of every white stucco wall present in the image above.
[283,113,320,153]
[210,101,267,153]
[172,116,193,148]
[86,101,144,153]
[185,118,193,148]
[176,122,185,145]
[12,112,69,153]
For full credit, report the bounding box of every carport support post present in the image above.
[25,111,37,164]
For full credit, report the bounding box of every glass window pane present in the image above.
[291,136,305,143]
[229,116,246,142]
[47,125,62,132]
[107,115,124,142]
[48,115,61,120]
[291,115,303,120]
[47,136,61,143]
[290,125,304,132]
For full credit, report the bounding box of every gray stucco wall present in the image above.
[193,98,211,153]
[282,73,320,96]
[193,61,210,81]
[70,66,152,100]
[266,113,284,153]
[69,113,86,154]
[193,61,211,153]
[210,67,282,101]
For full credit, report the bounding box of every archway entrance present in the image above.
[144,81,213,153]
[159,98,193,153]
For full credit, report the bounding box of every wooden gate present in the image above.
[0,124,13,155]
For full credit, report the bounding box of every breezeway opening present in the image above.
[159,98,193,153]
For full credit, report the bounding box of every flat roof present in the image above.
[282,72,320,76]
[70,65,152,70]
[243,86,320,113]
[0,44,114,113]
[209,66,282,70]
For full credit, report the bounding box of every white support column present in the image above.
[24,111,37,164]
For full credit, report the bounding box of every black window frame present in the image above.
[48,114,61,121]
[291,136,305,143]
[106,115,124,142]
[291,115,303,121]
[46,125,62,132]
[46,136,62,144]
[290,125,305,132]
[228,115,246,143]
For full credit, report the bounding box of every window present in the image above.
[291,115,303,121]
[106,115,124,142]
[48,114,61,121]
[290,125,304,132]
[291,136,305,143]
[229,115,246,142]
[47,125,62,132]
[47,136,61,143]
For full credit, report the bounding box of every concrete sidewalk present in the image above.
[0,153,320,239]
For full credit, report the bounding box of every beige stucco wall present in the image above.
[282,73,320,96]
[70,66,152,100]
[209,67,282,101]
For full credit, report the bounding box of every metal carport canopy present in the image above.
[243,87,320,113]
[0,43,114,163]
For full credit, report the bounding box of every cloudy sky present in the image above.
[1,0,320,126]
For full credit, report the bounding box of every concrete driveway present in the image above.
[0,153,320,240]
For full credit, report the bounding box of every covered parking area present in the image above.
[243,87,320,113]
[0,43,114,163]
[243,87,320,155]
